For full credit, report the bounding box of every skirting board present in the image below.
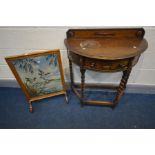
[0,79,155,94]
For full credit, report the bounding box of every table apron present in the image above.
[68,51,138,72]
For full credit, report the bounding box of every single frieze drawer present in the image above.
[83,57,130,72]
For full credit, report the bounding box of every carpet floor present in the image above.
[0,87,155,129]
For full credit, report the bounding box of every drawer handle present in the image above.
[119,64,126,68]
[90,62,96,67]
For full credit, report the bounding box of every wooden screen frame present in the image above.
[5,49,68,112]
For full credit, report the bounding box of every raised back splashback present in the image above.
[67,28,145,39]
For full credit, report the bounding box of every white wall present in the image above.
[0,26,155,87]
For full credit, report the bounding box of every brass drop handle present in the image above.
[90,62,96,67]
[119,64,126,68]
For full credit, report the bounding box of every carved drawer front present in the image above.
[84,58,129,72]
[68,51,130,72]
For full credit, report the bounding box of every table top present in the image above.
[65,28,148,60]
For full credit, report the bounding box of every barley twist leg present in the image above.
[112,61,133,108]
[69,59,74,87]
[80,65,86,106]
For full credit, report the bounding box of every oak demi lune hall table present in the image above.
[65,28,148,108]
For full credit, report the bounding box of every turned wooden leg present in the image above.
[28,101,33,113]
[112,61,133,108]
[80,66,86,105]
[69,59,74,87]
